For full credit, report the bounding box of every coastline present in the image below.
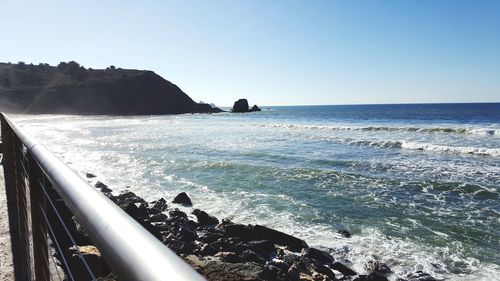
[50,175,438,281]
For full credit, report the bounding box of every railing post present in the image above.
[29,157,49,281]
[1,116,32,281]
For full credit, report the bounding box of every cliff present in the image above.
[0,62,222,115]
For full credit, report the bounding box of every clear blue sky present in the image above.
[1,0,499,106]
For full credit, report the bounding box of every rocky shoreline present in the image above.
[51,173,437,281]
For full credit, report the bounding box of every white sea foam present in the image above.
[265,123,498,136]
[400,141,500,157]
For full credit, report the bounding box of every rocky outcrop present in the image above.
[0,62,223,115]
[46,173,436,281]
[231,99,261,113]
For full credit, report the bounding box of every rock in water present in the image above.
[250,105,261,112]
[192,209,219,226]
[232,99,250,112]
[172,192,193,206]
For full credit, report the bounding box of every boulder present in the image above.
[338,229,352,238]
[232,99,250,112]
[301,247,334,264]
[192,209,219,226]
[224,224,258,241]
[86,172,97,178]
[68,245,110,280]
[330,262,357,276]
[253,225,308,252]
[152,198,168,211]
[172,192,193,206]
[250,105,261,112]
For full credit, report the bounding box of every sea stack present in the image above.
[231,99,261,113]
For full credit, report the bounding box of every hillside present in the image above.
[0,61,222,115]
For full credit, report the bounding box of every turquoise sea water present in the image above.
[15,103,500,280]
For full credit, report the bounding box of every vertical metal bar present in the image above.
[1,116,31,281]
[30,157,49,281]
[14,137,32,279]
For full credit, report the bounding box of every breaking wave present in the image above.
[265,123,498,135]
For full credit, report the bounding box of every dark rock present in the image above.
[118,201,148,221]
[312,263,336,280]
[250,105,261,112]
[116,191,147,205]
[100,186,113,193]
[149,213,167,222]
[364,260,392,276]
[287,262,301,281]
[338,229,352,238]
[224,224,258,241]
[232,99,250,112]
[172,192,193,206]
[152,198,168,211]
[240,249,266,264]
[95,181,108,189]
[260,264,287,281]
[200,244,218,256]
[168,208,188,221]
[185,256,264,281]
[406,271,438,281]
[354,272,389,281]
[192,209,219,226]
[176,225,198,242]
[302,247,334,264]
[86,172,97,178]
[331,262,357,276]
[246,240,276,257]
[199,231,226,244]
[68,245,110,280]
[254,225,308,252]
[215,252,244,263]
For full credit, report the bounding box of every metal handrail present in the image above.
[1,113,205,281]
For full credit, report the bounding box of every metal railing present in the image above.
[1,113,205,281]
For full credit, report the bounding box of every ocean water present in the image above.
[14,103,500,280]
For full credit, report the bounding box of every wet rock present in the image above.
[152,198,168,211]
[177,225,198,242]
[406,271,438,281]
[168,208,188,221]
[338,229,352,238]
[254,225,308,252]
[240,249,266,264]
[101,186,113,193]
[118,201,148,221]
[200,243,218,256]
[311,263,336,280]
[95,181,108,189]
[86,172,97,178]
[199,230,226,243]
[149,213,167,222]
[192,208,219,226]
[232,99,250,112]
[246,240,276,257]
[302,247,334,264]
[116,191,147,205]
[250,105,261,112]
[330,262,357,276]
[354,272,389,281]
[172,192,193,206]
[364,260,392,276]
[224,224,258,241]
